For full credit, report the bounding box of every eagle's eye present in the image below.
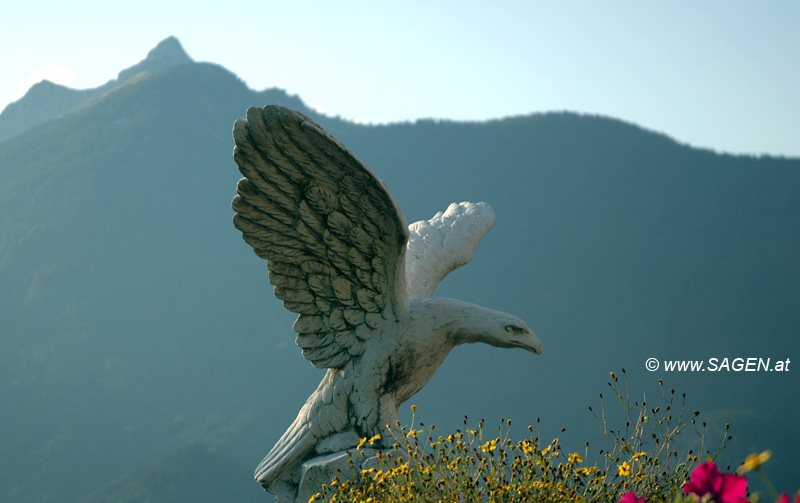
[504,325,525,335]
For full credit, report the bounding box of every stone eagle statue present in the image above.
[231,105,542,500]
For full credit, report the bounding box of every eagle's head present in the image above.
[422,298,543,355]
[493,317,543,355]
[470,309,542,355]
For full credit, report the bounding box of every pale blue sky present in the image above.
[2,1,798,156]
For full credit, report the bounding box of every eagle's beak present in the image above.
[509,330,542,355]
[521,332,543,355]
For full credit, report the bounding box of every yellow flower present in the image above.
[568,452,583,464]
[482,439,498,452]
[542,445,552,455]
[631,451,646,462]
[411,404,418,412]
[617,461,632,477]
[737,450,772,474]
[368,434,381,445]
[357,437,368,449]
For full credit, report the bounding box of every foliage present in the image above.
[312,371,733,503]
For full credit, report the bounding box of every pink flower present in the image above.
[776,493,800,503]
[683,461,748,503]
[619,491,646,503]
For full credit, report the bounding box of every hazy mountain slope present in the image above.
[78,443,264,503]
[0,80,103,145]
[0,60,312,503]
[1,42,798,502]
[0,37,192,145]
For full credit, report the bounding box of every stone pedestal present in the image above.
[294,447,407,503]
[295,450,354,503]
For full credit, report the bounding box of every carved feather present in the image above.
[232,106,409,369]
[405,201,497,299]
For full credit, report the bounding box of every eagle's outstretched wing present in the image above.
[405,201,496,299]
[232,106,409,368]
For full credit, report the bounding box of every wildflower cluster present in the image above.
[308,371,795,503]
[587,369,730,501]
[314,417,599,503]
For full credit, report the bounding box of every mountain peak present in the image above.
[0,37,195,145]
[146,36,192,64]
[117,36,192,82]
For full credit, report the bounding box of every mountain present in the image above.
[1,38,798,502]
[0,36,192,145]
[116,36,193,82]
[77,443,264,503]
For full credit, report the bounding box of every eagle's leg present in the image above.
[374,394,412,451]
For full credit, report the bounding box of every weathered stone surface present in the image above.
[315,430,360,455]
[295,451,354,503]
[294,447,411,503]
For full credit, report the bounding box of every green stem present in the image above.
[756,467,780,502]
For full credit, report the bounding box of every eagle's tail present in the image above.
[255,416,316,490]
[255,368,350,491]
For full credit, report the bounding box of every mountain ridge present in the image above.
[5,37,791,161]
[1,36,191,145]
